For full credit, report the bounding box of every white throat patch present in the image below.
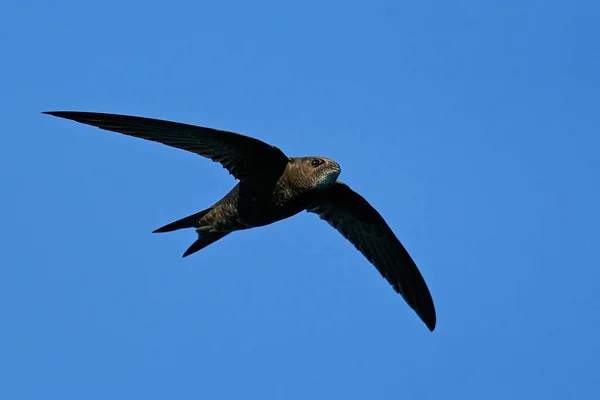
[315,170,341,188]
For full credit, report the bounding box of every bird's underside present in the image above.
[44,111,437,332]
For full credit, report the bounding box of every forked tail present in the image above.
[153,209,211,233]
[182,232,230,258]
[153,208,229,257]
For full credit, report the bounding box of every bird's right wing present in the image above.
[43,111,289,181]
[308,182,436,331]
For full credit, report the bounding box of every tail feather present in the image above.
[182,232,229,257]
[153,209,211,233]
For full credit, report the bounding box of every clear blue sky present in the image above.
[2,0,599,399]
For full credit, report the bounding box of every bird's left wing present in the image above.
[43,111,289,181]
[307,182,436,331]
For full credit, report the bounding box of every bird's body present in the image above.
[156,163,338,256]
[44,111,437,331]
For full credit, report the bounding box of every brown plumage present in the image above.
[44,111,437,331]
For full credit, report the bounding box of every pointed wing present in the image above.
[308,182,436,331]
[44,111,289,181]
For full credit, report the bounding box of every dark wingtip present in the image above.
[417,302,437,332]
[42,111,89,120]
[42,111,74,120]
[426,317,436,332]
[410,293,436,332]
[420,304,437,332]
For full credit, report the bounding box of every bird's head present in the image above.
[288,156,341,190]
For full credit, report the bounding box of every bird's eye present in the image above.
[311,158,323,167]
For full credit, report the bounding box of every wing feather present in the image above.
[308,182,436,331]
[43,111,289,181]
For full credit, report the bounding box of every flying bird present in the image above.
[44,111,437,331]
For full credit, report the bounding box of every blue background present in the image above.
[2,1,599,399]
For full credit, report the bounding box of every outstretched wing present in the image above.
[44,111,289,181]
[308,182,436,331]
